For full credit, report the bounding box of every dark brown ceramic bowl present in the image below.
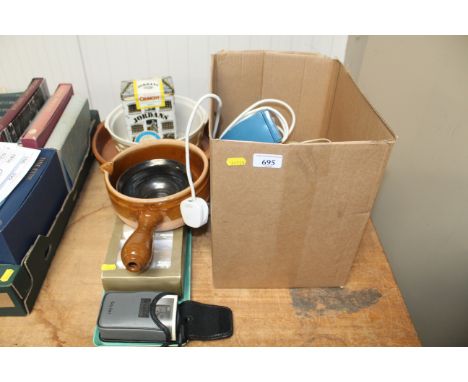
[101,139,209,272]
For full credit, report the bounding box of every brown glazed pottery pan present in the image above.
[100,139,209,272]
[92,122,119,164]
[92,121,211,164]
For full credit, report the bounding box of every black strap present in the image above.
[149,292,173,347]
[177,300,233,343]
[150,294,234,346]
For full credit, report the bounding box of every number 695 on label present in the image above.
[252,154,283,169]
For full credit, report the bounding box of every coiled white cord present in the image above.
[185,96,296,200]
[182,95,324,228]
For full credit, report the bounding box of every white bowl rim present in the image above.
[104,94,208,147]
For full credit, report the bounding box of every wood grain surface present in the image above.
[0,163,420,346]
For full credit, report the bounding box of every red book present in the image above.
[0,78,49,142]
[21,84,74,148]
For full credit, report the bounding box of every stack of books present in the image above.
[0,77,94,265]
[0,78,49,142]
[0,77,99,316]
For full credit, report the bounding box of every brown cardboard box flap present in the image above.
[209,51,395,288]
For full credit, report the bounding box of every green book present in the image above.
[45,95,91,189]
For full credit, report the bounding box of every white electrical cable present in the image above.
[184,93,222,200]
[184,96,297,200]
[182,94,327,228]
[289,138,332,144]
[218,99,296,143]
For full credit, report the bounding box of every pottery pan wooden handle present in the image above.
[121,212,162,272]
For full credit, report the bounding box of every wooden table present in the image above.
[0,163,420,346]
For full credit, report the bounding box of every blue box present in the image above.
[0,149,68,264]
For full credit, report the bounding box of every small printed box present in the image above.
[120,76,177,142]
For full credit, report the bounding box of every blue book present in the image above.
[0,149,68,264]
[0,92,22,101]
[0,92,22,118]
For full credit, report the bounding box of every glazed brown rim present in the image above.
[102,139,209,205]
[91,122,108,164]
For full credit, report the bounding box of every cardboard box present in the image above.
[101,220,187,296]
[0,149,68,264]
[0,111,99,316]
[209,51,396,288]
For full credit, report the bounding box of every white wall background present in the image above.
[357,36,468,346]
[0,35,348,118]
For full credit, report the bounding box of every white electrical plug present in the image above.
[181,94,222,229]
[180,197,209,228]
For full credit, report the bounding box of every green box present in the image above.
[0,265,24,315]
[93,230,192,347]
